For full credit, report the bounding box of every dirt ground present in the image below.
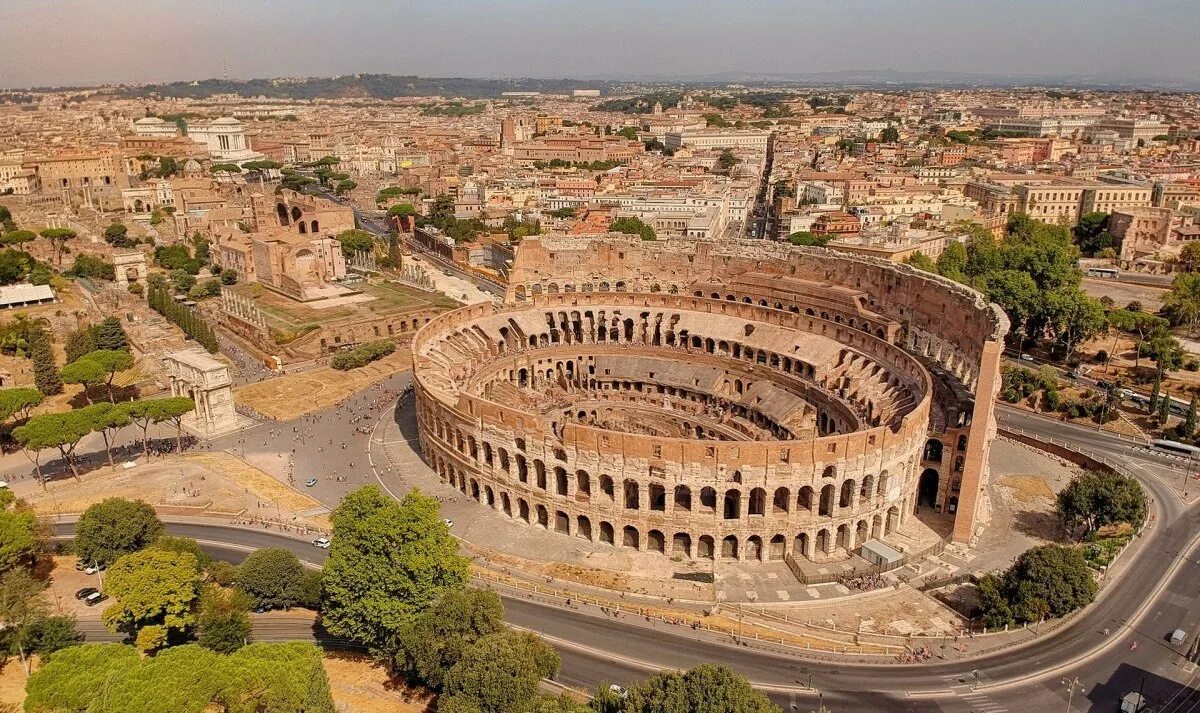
[783,585,964,636]
[12,452,330,530]
[235,350,414,420]
[323,652,434,713]
[0,654,33,710]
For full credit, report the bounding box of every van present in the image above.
[85,592,107,607]
[1171,629,1187,646]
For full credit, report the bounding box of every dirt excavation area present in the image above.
[11,451,330,530]
[235,350,413,420]
[322,653,434,712]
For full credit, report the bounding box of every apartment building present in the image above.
[663,129,770,152]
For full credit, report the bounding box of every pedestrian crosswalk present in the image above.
[941,674,1008,712]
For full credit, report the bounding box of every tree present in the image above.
[620,664,781,713]
[0,568,49,673]
[1179,242,1200,273]
[1073,211,1113,256]
[1165,272,1200,334]
[74,498,164,566]
[0,387,42,425]
[235,547,305,610]
[321,486,469,656]
[978,544,1097,627]
[220,267,238,285]
[122,396,195,454]
[80,402,130,470]
[103,223,136,248]
[0,229,36,247]
[787,231,832,247]
[94,317,130,352]
[23,643,140,711]
[880,126,900,143]
[1043,289,1107,362]
[387,203,417,218]
[197,584,252,654]
[39,227,76,267]
[335,178,358,195]
[61,357,105,404]
[441,630,560,713]
[0,506,37,572]
[102,548,200,647]
[27,324,61,396]
[1056,470,1147,535]
[12,410,92,481]
[1183,391,1198,438]
[210,163,242,174]
[608,216,656,241]
[983,270,1040,352]
[75,348,134,402]
[396,588,506,689]
[338,229,376,258]
[64,325,97,363]
[904,251,936,272]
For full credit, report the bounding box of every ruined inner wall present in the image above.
[413,286,945,562]
[496,236,1008,545]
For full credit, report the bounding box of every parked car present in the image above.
[312,537,331,549]
[84,592,107,607]
[83,563,106,575]
[442,518,454,528]
[1019,354,1034,362]
[74,587,98,600]
[306,478,318,487]
[608,684,628,699]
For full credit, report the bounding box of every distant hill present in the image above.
[113,74,623,100]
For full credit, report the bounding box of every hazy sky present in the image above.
[1,0,1197,88]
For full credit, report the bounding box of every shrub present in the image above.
[331,339,396,371]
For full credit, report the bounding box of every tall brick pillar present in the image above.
[952,338,1003,544]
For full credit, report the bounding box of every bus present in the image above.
[1151,439,1200,457]
[1086,267,1120,279]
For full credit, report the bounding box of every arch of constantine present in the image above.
[411,235,1007,565]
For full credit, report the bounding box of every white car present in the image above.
[312,537,331,549]
[608,684,628,699]
[443,518,454,528]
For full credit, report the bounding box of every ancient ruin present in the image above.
[412,235,1006,564]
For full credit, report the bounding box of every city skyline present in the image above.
[2,0,1199,88]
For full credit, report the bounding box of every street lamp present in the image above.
[1061,676,1084,713]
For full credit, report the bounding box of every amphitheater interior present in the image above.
[412,235,1007,566]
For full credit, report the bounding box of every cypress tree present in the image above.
[1158,388,1171,424]
[1183,392,1198,439]
[94,317,129,352]
[1149,370,1162,414]
[28,325,62,396]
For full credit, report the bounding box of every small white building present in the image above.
[186,117,265,166]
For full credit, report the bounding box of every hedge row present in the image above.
[330,339,395,371]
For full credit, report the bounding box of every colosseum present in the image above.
[412,235,1007,565]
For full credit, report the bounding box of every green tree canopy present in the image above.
[620,664,781,713]
[0,505,37,572]
[396,587,506,689]
[977,544,1098,627]
[786,231,832,247]
[235,547,305,609]
[1165,272,1200,333]
[387,203,417,218]
[197,584,252,654]
[74,497,164,566]
[1056,470,1147,535]
[321,486,469,655]
[338,229,376,258]
[608,216,656,241]
[0,387,42,423]
[441,630,560,713]
[61,357,106,402]
[102,548,201,646]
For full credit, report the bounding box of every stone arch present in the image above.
[518,499,530,522]
[816,528,830,554]
[647,529,666,554]
[290,206,302,222]
[769,534,786,560]
[772,487,790,514]
[277,203,290,225]
[672,532,692,557]
[856,520,870,544]
[860,474,874,500]
[721,535,739,559]
[501,492,512,516]
[886,506,900,534]
[819,484,835,516]
[798,486,814,512]
[554,510,570,534]
[536,504,549,528]
[723,489,741,519]
[746,535,763,561]
[576,515,592,540]
[623,525,640,549]
[674,485,692,511]
[924,439,944,463]
[794,533,809,559]
[700,487,717,512]
[623,479,640,509]
[919,468,940,508]
[748,487,766,516]
[697,535,715,559]
[839,479,855,508]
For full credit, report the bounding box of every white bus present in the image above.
[1151,439,1200,457]
[1087,267,1120,279]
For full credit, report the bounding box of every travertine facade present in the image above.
[412,236,1006,562]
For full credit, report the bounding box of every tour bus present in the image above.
[1151,439,1200,457]
[1086,267,1120,279]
